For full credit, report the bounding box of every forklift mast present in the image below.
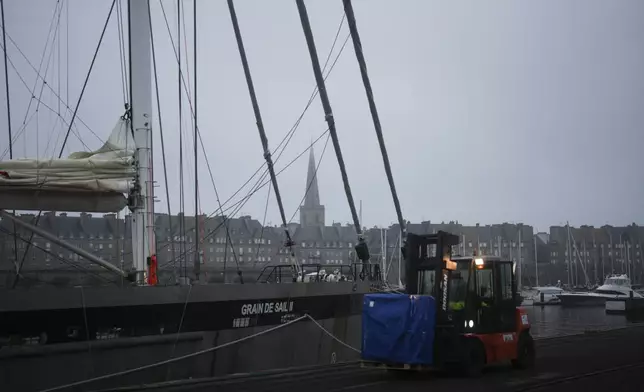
[403,231,460,322]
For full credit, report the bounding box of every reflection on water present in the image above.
[524,305,633,338]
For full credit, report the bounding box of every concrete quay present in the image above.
[137,325,644,392]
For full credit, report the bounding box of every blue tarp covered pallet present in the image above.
[361,293,436,365]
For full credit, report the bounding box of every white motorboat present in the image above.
[559,274,642,307]
[522,286,567,306]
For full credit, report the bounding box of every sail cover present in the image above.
[0,118,135,193]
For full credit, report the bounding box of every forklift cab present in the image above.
[404,231,518,335]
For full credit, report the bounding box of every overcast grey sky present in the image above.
[1,0,643,232]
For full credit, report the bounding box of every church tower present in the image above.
[300,148,325,227]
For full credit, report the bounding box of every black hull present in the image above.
[559,294,607,307]
[0,281,375,391]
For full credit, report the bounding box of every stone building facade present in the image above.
[1,148,640,287]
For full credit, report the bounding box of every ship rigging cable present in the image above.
[342,0,406,237]
[177,0,186,282]
[0,0,19,279]
[283,26,349,228]
[148,1,177,278]
[153,134,327,273]
[157,2,347,217]
[154,134,330,274]
[228,0,304,273]
[153,128,330,271]
[154,130,329,272]
[296,0,369,264]
[1,0,11,159]
[158,0,244,280]
[0,51,88,149]
[17,0,63,154]
[7,1,116,287]
[115,0,129,107]
[0,26,102,158]
[147,9,350,270]
[160,45,348,264]
[121,16,347,276]
[193,0,200,279]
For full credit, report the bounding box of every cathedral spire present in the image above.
[300,147,325,227]
[304,147,320,207]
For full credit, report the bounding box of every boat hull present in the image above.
[0,281,375,391]
[605,298,627,314]
[558,294,608,307]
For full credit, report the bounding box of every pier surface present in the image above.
[145,325,644,392]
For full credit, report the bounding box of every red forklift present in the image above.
[361,231,535,376]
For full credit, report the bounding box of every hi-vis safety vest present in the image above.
[449,299,490,310]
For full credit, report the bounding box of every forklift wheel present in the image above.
[512,332,535,369]
[461,339,485,377]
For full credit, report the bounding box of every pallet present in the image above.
[360,360,434,372]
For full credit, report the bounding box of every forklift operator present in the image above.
[448,272,468,311]
[449,271,492,311]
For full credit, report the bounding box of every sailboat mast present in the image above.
[601,242,605,280]
[609,231,614,274]
[382,228,387,276]
[0,0,19,274]
[1,0,10,159]
[128,0,155,284]
[193,0,200,281]
[149,1,177,283]
[566,223,571,287]
[534,234,539,287]
[226,0,298,272]
[397,230,402,286]
[342,0,406,239]
[517,228,522,288]
[177,0,185,282]
[582,236,589,285]
[295,0,370,263]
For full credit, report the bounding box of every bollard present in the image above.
[540,292,545,308]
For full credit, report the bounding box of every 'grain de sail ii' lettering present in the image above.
[240,301,294,316]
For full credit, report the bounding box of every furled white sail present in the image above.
[0,118,135,193]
